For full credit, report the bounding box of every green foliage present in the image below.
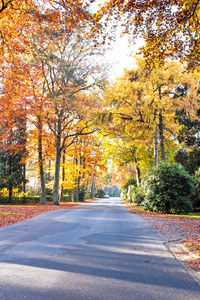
[122,178,137,192]
[85,192,91,199]
[175,148,200,175]
[121,178,137,201]
[46,195,53,202]
[78,186,86,202]
[0,195,40,204]
[142,163,195,214]
[95,189,105,198]
[0,120,26,200]
[0,152,25,197]
[133,186,145,205]
[176,112,200,148]
[191,168,200,210]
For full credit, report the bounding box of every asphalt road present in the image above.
[0,197,199,300]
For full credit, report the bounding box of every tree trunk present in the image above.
[74,156,78,201]
[8,156,12,201]
[47,160,51,182]
[59,150,65,202]
[8,186,12,202]
[158,86,165,162]
[154,126,159,166]
[22,163,26,193]
[134,158,141,186]
[90,175,96,199]
[38,116,46,204]
[76,153,82,201]
[158,109,165,162]
[71,189,74,203]
[135,164,141,186]
[53,121,62,205]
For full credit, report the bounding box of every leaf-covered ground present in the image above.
[0,202,80,227]
[124,202,200,275]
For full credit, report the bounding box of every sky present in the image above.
[105,36,144,81]
[90,1,144,81]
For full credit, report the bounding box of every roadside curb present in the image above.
[165,241,200,287]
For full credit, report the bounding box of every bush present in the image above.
[191,168,200,210]
[122,178,137,201]
[46,195,53,202]
[0,195,40,204]
[85,192,91,199]
[95,189,105,198]
[142,163,195,214]
[133,186,145,205]
[78,186,86,202]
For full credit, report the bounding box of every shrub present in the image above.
[0,195,40,204]
[142,163,195,214]
[133,186,145,205]
[191,168,200,210]
[85,192,91,199]
[95,189,105,198]
[122,178,137,201]
[78,186,86,202]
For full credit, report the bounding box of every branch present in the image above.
[0,0,12,13]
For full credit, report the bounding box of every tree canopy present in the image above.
[94,0,200,69]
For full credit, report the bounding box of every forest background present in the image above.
[0,0,200,215]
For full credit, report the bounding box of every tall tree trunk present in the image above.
[22,163,26,193]
[53,120,62,205]
[59,149,65,202]
[8,155,12,201]
[76,153,82,201]
[71,189,74,203]
[90,175,96,199]
[74,156,78,201]
[8,186,12,202]
[158,109,165,162]
[154,126,159,166]
[135,164,141,186]
[129,163,132,204]
[47,160,51,182]
[158,87,165,162]
[134,158,141,186]
[38,116,46,204]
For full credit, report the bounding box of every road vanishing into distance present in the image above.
[0,197,199,300]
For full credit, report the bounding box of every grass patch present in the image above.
[122,200,200,219]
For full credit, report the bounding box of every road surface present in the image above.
[0,197,199,299]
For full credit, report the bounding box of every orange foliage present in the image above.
[0,202,80,227]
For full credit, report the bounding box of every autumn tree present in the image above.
[59,132,105,202]
[102,57,200,174]
[30,19,106,204]
[94,0,200,70]
[0,0,106,203]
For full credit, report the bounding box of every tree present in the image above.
[94,0,200,70]
[0,0,106,202]
[0,118,26,200]
[174,85,200,174]
[102,57,200,168]
[33,23,106,204]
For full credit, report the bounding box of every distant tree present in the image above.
[0,120,26,200]
[175,105,200,174]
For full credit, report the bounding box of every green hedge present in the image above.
[0,195,40,204]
